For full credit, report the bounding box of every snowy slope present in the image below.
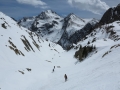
[0,11,65,90]
[80,21,120,46]
[39,20,120,90]
[1,10,120,90]
[36,20,120,90]
[41,42,120,90]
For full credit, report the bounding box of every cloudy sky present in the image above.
[0,0,119,20]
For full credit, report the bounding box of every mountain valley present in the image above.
[0,4,120,90]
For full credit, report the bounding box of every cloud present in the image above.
[67,0,110,15]
[16,0,48,8]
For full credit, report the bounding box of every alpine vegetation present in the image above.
[74,45,96,62]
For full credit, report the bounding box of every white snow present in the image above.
[0,11,120,90]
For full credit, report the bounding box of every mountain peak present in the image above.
[99,4,120,25]
[64,13,85,23]
[44,10,56,14]
[117,3,120,7]
[67,13,77,18]
[36,10,61,20]
[68,13,74,16]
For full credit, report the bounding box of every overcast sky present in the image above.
[0,0,119,20]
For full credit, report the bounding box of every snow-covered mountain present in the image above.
[59,18,98,49]
[62,13,85,35]
[18,10,98,49]
[1,4,120,90]
[18,10,63,42]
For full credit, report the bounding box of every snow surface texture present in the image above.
[1,12,120,90]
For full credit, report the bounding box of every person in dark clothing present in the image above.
[64,74,68,82]
[52,66,55,73]
[52,69,54,73]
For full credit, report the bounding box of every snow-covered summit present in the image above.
[36,10,61,20]
[64,13,85,23]
[62,13,85,31]
[30,10,63,43]
[18,10,62,30]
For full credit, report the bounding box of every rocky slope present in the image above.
[99,3,120,25]
[0,12,63,60]
[58,18,98,50]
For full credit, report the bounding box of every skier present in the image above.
[52,66,55,73]
[64,74,68,82]
[52,69,54,73]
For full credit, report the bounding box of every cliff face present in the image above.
[99,4,120,25]
[58,19,98,50]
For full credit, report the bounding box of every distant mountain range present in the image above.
[18,4,120,50]
[18,10,98,50]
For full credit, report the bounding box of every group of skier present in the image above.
[52,66,68,82]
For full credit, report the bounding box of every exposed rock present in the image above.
[99,4,120,25]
